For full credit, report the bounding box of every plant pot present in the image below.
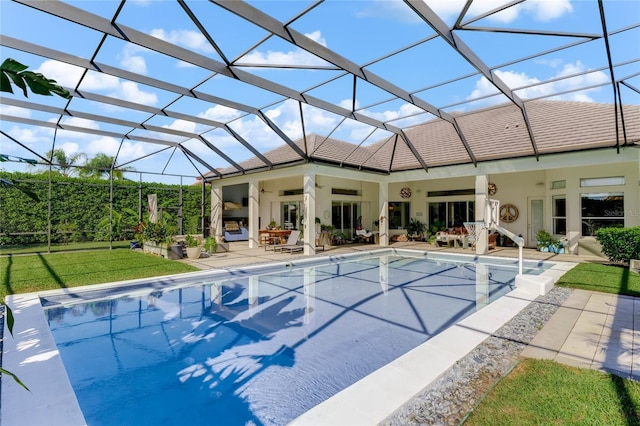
[186,246,202,259]
[169,244,183,260]
[143,241,168,258]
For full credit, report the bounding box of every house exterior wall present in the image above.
[547,161,639,254]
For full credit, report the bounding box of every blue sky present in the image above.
[1,0,639,183]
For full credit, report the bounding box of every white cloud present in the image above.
[80,70,121,91]
[0,105,31,118]
[304,31,327,47]
[58,142,81,156]
[467,60,608,105]
[34,60,84,88]
[198,105,243,123]
[240,32,330,66]
[109,81,158,105]
[119,44,148,74]
[150,28,215,54]
[86,136,147,162]
[523,0,573,22]
[424,0,572,23]
[59,117,101,130]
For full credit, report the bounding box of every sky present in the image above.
[1,0,639,184]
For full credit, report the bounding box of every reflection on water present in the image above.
[46,254,531,426]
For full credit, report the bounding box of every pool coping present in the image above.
[1,249,576,426]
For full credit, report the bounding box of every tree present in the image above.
[1,58,71,99]
[80,153,134,180]
[46,149,86,177]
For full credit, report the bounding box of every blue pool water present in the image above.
[44,252,548,425]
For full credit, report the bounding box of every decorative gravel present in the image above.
[382,286,573,426]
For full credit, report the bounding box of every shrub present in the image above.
[595,226,640,263]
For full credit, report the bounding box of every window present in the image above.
[428,201,474,230]
[552,196,566,235]
[580,192,624,236]
[388,202,410,230]
[280,202,300,230]
[580,177,625,187]
[551,180,566,190]
[332,201,361,238]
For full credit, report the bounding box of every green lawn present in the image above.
[466,359,640,426]
[556,262,640,297]
[0,249,199,298]
[465,261,640,426]
[0,240,131,255]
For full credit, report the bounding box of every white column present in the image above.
[211,185,223,240]
[475,175,488,254]
[303,172,316,255]
[248,179,260,248]
[379,182,389,246]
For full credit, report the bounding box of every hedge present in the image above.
[0,171,210,245]
[595,226,640,263]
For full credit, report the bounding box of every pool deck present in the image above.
[3,242,637,426]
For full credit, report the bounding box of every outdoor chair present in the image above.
[272,230,301,252]
[355,228,373,243]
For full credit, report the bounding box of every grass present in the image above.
[556,262,640,297]
[0,249,199,298]
[465,359,640,426]
[0,240,131,255]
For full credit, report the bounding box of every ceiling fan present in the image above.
[259,183,273,193]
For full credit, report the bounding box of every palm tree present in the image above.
[80,153,134,180]
[45,149,85,177]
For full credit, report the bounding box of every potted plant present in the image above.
[184,233,202,259]
[204,236,217,255]
[536,229,552,252]
[142,220,170,257]
[408,218,426,241]
[167,236,183,260]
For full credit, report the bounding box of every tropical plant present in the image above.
[535,229,553,248]
[95,208,139,242]
[79,153,133,180]
[142,221,170,245]
[1,58,71,99]
[45,149,86,177]
[408,218,426,238]
[185,233,200,248]
[204,236,217,254]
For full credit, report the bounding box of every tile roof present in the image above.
[216,100,639,177]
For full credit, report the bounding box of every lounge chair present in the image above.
[273,230,302,253]
[355,228,373,243]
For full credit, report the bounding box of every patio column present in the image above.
[211,184,223,240]
[248,179,259,248]
[379,182,389,246]
[303,173,316,255]
[475,175,488,254]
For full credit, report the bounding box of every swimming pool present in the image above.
[36,250,552,426]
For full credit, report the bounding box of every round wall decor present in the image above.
[400,187,412,198]
[488,182,498,196]
[499,203,519,223]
